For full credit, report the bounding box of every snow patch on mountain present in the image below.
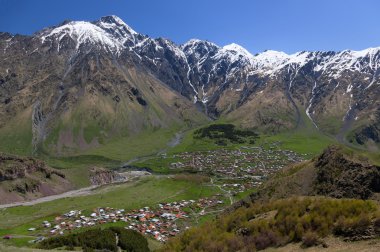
[40,21,125,53]
[314,47,380,79]
[37,15,380,94]
[306,81,319,129]
[97,15,137,36]
[39,15,142,54]
[214,43,255,65]
[252,50,289,71]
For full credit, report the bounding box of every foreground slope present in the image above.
[163,197,380,251]
[249,145,380,201]
[162,146,380,251]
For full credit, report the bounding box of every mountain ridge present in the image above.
[1,15,379,155]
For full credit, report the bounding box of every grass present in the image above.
[61,166,92,188]
[338,143,380,166]
[0,176,222,232]
[263,131,333,157]
[363,151,380,166]
[131,155,185,174]
[85,127,182,161]
[233,188,258,201]
[148,238,163,251]
[0,109,33,156]
[1,237,34,247]
[44,155,121,170]
[0,244,69,252]
[260,110,336,158]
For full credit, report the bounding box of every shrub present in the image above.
[374,217,380,234]
[301,231,319,248]
[254,230,279,250]
[162,197,380,251]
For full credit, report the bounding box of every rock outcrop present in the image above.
[89,167,125,185]
[314,146,380,199]
[0,153,72,204]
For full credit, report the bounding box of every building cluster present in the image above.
[32,197,224,242]
[169,144,305,195]
[171,146,304,177]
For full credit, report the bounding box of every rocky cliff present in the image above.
[89,167,125,185]
[0,153,72,204]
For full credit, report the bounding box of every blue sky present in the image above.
[0,0,379,54]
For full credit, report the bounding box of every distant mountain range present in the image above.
[0,15,379,155]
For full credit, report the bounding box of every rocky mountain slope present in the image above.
[0,15,379,155]
[0,16,207,156]
[0,153,71,204]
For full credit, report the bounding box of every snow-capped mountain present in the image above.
[39,15,142,54]
[0,15,379,153]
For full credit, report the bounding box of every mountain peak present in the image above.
[251,50,290,72]
[183,39,217,47]
[214,43,254,65]
[99,15,124,24]
[39,20,125,53]
[97,15,137,35]
[39,15,141,54]
[222,43,253,57]
[255,50,289,61]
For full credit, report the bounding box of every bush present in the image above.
[162,197,380,251]
[254,230,279,250]
[301,231,319,248]
[334,213,372,237]
[374,216,380,235]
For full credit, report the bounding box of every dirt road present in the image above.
[0,185,98,209]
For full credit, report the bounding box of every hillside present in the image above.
[163,197,380,251]
[0,16,208,156]
[0,153,72,204]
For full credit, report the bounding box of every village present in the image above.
[28,196,225,243]
[168,143,306,195]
